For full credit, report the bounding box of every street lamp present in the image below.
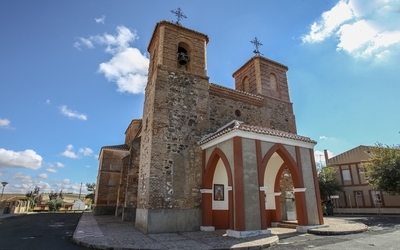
[1,182,8,201]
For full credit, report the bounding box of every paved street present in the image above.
[0,213,85,250]
[270,216,400,250]
[1,214,400,249]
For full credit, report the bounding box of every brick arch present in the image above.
[202,147,234,229]
[203,148,233,188]
[258,143,308,226]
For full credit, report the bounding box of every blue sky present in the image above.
[1,0,399,194]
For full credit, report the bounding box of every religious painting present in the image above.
[214,184,224,201]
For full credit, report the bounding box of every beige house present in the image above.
[325,145,400,214]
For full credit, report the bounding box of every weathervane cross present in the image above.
[171,8,187,25]
[251,37,263,55]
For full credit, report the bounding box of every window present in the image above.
[355,191,362,197]
[342,169,351,181]
[358,167,365,174]
[371,191,382,204]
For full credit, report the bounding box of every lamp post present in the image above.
[1,182,8,201]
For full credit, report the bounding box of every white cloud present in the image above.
[54,182,62,187]
[75,26,149,94]
[91,26,136,54]
[319,135,335,140]
[74,37,95,50]
[36,173,48,179]
[34,181,52,193]
[61,144,80,159]
[0,148,42,170]
[0,118,11,128]
[95,15,106,24]
[46,168,57,173]
[302,0,400,57]
[59,105,87,120]
[98,47,149,94]
[56,162,65,168]
[45,99,51,105]
[302,0,354,43]
[63,178,70,184]
[79,147,93,156]
[11,172,34,183]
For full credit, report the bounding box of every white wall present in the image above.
[212,159,228,210]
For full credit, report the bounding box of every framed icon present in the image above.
[214,184,224,201]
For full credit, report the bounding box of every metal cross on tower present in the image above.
[171,8,187,25]
[251,37,263,55]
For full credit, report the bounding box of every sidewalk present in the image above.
[72,212,369,249]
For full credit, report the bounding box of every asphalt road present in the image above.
[0,213,85,250]
[270,216,400,250]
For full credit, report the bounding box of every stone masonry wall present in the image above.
[95,150,128,207]
[125,119,142,146]
[209,92,296,134]
[125,138,141,209]
[138,69,209,210]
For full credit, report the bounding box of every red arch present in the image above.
[260,143,302,188]
[259,143,309,225]
[204,148,233,188]
[202,147,234,229]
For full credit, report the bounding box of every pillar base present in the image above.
[296,225,328,233]
[200,226,215,231]
[226,229,271,238]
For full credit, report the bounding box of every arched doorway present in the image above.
[260,144,308,226]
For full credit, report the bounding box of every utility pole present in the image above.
[78,182,82,200]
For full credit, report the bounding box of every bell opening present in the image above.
[177,46,190,66]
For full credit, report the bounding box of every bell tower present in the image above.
[232,55,297,133]
[136,21,210,234]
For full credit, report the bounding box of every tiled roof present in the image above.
[198,120,316,145]
[101,144,129,151]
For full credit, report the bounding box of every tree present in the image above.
[363,143,400,195]
[318,166,343,202]
[46,198,64,212]
[85,182,96,203]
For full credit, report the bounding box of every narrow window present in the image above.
[342,169,351,181]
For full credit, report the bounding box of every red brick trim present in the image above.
[202,148,234,228]
[256,140,267,229]
[294,146,308,226]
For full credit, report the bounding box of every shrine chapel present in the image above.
[94,20,324,236]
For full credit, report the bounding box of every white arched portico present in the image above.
[199,121,323,236]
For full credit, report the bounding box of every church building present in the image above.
[94,20,324,236]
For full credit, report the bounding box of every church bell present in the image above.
[177,52,190,65]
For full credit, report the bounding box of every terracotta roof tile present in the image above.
[101,144,129,151]
[198,120,316,145]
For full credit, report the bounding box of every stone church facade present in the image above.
[94,20,323,235]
